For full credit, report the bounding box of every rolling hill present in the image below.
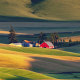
[0,44,80,57]
[0,0,80,21]
[0,44,80,79]
[60,45,80,54]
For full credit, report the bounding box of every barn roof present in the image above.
[44,41,54,46]
[24,40,31,43]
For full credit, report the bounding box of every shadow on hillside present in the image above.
[0,15,80,22]
[29,56,80,73]
[31,0,45,5]
[0,15,52,22]
[60,46,80,54]
[5,76,31,80]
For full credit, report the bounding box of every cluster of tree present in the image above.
[58,40,80,48]
[38,32,80,48]
[38,32,47,44]
[38,32,59,44]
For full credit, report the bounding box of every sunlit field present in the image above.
[0,0,80,21]
[0,44,80,79]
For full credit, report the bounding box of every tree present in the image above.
[46,36,50,41]
[63,39,65,43]
[8,26,18,43]
[50,32,59,44]
[68,38,72,46]
[50,33,55,43]
[69,38,72,43]
[38,32,46,44]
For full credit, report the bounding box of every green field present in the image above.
[60,45,80,54]
[0,44,80,80]
[0,67,53,80]
[45,73,80,79]
[0,0,80,21]
[0,46,80,57]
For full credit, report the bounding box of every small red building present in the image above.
[40,41,54,49]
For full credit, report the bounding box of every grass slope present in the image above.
[0,0,80,21]
[0,48,54,80]
[0,67,53,80]
[0,53,34,69]
[0,44,80,79]
[32,0,80,20]
[60,45,80,54]
[46,73,80,79]
[0,0,33,17]
[0,0,48,22]
[0,45,80,57]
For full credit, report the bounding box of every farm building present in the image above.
[32,42,40,47]
[9,43,22,47]
[22,40,33,47]
[24,40,31,43]
[22,40,40,47]
[36,43,40,47]
[40,41,54,49]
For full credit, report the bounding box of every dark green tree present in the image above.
[69,38,72,46]
[50,32,59,44]
[50,33,55,43]
[63,39,65,43]
[8,26,18,43]
[38,32,46,44]
[69,38,72,43]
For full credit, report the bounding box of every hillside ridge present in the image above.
[0,0,80,21]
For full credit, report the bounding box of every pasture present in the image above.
[0,44,80,79]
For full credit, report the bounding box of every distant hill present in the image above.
[0,0,80,21]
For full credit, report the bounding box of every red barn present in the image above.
[40,41,54,49]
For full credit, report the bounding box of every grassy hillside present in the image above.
[0,0,33,17]
[0,67,53,80]
[60,45,80,53]
[0,53,27,69]
[0,45,80,57]
[0,0,80,21]
[0,47,54,80]
[0,44,80,79]
[0,0,47,22]
[46,73,80,79]
[32,0,80,20]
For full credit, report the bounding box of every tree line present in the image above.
[8,26,80,48]
[38,32,80,48]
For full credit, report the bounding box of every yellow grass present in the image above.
[0,48,80,62]
[0,47,80,73]
[0,31,28,35]
[61,36,80,42]
[0,52,35,69]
